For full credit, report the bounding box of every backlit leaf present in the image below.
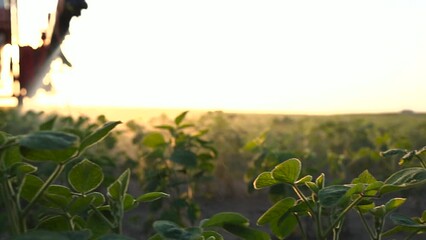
[68,159,104,193]
[253,172,279,189]
[79,121,121,153]
[20,131,79,163]
[271,158,301,184]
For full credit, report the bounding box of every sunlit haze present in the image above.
[24,0,426,115]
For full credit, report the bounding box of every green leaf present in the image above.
[44,185,72,208]
[295,175,312,185]
[306,182,319,193]
[107,169,130,201]
[352,170,377,184]
[68,159,104,193]
[3,145,22,168]
[175,111,189,125]
[271,158,301,184]
[390,214,426,228]
[86,210,113,238]
[270,214,298,240]
[222,223,270,240]
[385,198,406,213]
[380,167,426,194]
[170,148,197,168]
[9,162,37,180]
[123,194,137,211]
[39,116,57,130]
[69,192,105,214]
[257,197,296,226]
[19,174,44,202]
[20,131,79,163]
[142,133,166,148]
[79,121,122,153]
[253,172,279,189]
[201,212,249,228]
[38,215,71,231]
[152,220,185,239]
[370,205,387,218]
[315,173,325,189]
[136,192,170,202]
[318,185,351,208]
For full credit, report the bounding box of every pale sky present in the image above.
[26,0,426,114]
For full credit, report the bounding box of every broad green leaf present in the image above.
[357,202,376,214]
[19,174,44,202]
[69,192,105,214]
[253,172,279,189]
[136,192,170,202]
[385,198,406,213]
[271,158,301,184]
[68,159,104,193]
[257,197,296,226]
[152,220,185,239]
[295,175,312,185]
[390,214,426,228]
[142,133,166,148]
[86,210,113,238]
[39,116,57,131]
[37,215,71,231]
[318,185,351,208]
[201,212,249,228]
[175,111,189,125]
[44,185,72,208]
[3,145,22,168]
[222,223,270,240]
[270,214,298,240]
[380,167,426,194]
[123,194,137,211]
[79,121,122,153]
[9,162,37,180]
[20,131,79,163]
[352,170,377,184]
[170,148,197,168]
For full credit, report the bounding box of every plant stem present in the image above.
[22,163,65,217]
[415,155,426,168]
[356,209,376,240]
[90,204,116,229]
[323,195,363,238]
[292,185,324,239]
[0,178,22,234]
[292,185,314,215]
[295,214,308,240]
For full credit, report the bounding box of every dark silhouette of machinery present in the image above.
[0,0,87,106]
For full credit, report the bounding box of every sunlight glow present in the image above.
[16,0,58,48]
[25,0,426,114]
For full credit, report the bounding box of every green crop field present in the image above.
[1,107,426,240]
